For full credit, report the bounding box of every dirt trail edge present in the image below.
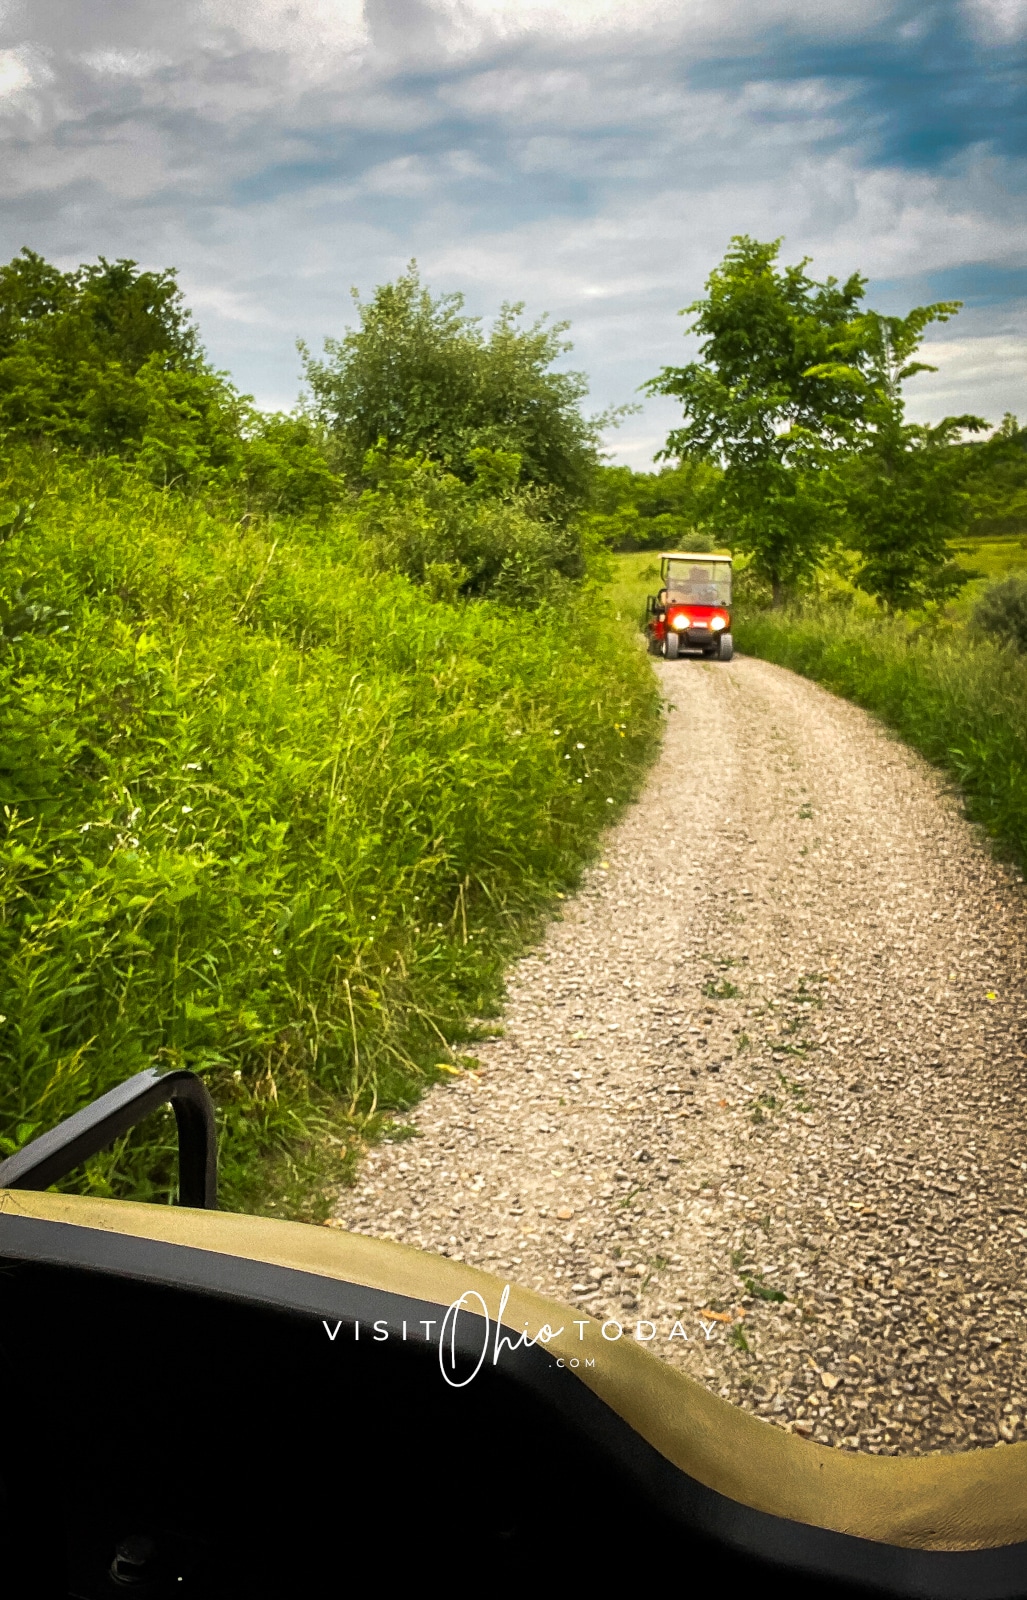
[332,655,1027,1457]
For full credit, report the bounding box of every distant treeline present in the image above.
[3,242,1021,609]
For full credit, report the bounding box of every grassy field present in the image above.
[951,533,1027,615]
[0,459,662,1216]
[605,551,663,629]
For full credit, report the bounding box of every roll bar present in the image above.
[0,1067,217,1209]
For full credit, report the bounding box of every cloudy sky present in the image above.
[1,0,1023,465]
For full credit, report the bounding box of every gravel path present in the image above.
[331,655,1027,1457]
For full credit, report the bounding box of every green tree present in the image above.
[299,262,605,512]
[0,248,243,479]
[585,460,721,550]
[808,307,987,608]
[961,414,1027,540]
[645,236,871,602]
[0,248,342,512]
[645,236,981,608]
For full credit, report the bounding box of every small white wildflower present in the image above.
[79,822,91,833]
[576,742,584,749]
[181,805,193,814]
[128,807,141,824]
[272,947,282,956]
[511,728,521,736]
[183,762,202,771]
[606,797,614,804]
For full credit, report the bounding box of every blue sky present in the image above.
[0,0,1023,465]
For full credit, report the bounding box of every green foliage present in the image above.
[0,454,661,1214]
[0,249,343,514]
[973,574,1027,653]
[0,250,210,452]
[585,461,721,550]
[646,235,977,608]
[644,235,873,599]
[0,249,201,378]
[963,415,1027,540]
[804,303,987,608]
[299,262,605,510]
[838,415,986,610]
[647,235,871,467]
[736,604,1027,869]
[355,444,593,604]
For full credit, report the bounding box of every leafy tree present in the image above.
[0,249,201,375]
[961,414,1027,540]
[809,307,987,608]
[585,460,721,550]
[0,248,342,512]
[646,236,977,607]
[0,248,242,479]
[837,414,986,608]
[645,236,871,601]
[299,263,605,512]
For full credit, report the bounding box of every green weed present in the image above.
[0,456,662,1214]
[742,1276,787,1304]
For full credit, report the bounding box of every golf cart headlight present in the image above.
[672,614,690,630]
[710,615,727,631]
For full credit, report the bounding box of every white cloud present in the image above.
[79,48,165,77]
[0,47,33,95]
[962,0,1027,40]
[0,0,1020,462]
[904,328,1027,424]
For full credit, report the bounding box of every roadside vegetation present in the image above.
[639,233,1027,870]
[3,231,1022,1215]
[736,603,1027,867]
[0,252,660,1216]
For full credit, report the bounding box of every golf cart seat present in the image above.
[2,1071,1026,1597]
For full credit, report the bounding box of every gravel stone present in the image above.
[331,655,1027,1457]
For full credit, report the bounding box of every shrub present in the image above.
[972,574,1027,653]
[355,445,590,605]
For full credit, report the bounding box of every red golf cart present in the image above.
[647,552,733,661]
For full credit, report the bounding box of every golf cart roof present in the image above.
[660,551,731,563]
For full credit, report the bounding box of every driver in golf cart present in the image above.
[648,551,733,661]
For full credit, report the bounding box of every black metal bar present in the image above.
[0,1068,217,1208]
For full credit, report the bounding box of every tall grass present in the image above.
[736,604,1027,869]
[0,458,661,1214]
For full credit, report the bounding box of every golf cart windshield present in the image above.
[664,560,731,606]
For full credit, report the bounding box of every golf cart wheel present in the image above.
[663,631,679,660]
[718,632,734,662]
